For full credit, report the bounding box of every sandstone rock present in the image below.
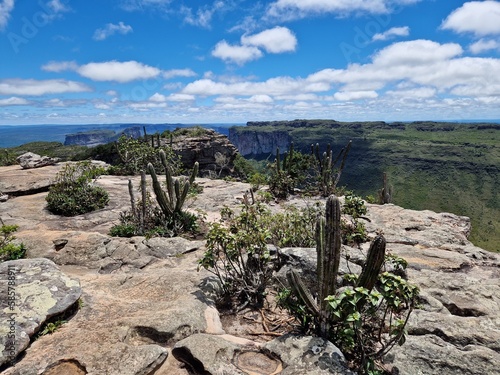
[3,256,217,375]
[263,334,355,375]
[16,152,59,169]
[170,128,239,177]
[0,258,82,367]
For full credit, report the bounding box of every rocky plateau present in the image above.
[0,162,499,375]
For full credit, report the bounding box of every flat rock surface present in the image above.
[0,258,81,367]
[1,165,499,374]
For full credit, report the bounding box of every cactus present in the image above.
[147,149,198,217]
[287,195,387,338]
[287,194,342,338]
[378,172,393,204]
[311,141,352,197]
[357,235,386,292]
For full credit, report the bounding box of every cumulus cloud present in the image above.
[212,26,297,64]
[372,26,410,41]
[212,41,263,65]
[0,0,15,31]
[0,79,91,96]
[441,1,500,36]
[241,26,297,53]
[0,96,29,106]
[167,93,195,101]
[163,68,197,79]
[41,60,79,72]
[77,61,161,82]
[93,22,133,41]
[469,38,500,54]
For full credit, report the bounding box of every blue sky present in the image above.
[0,0,499,125]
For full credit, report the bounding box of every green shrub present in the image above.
[198,202,273,307]
[0,149,16,166]
[46,161,109,216]
[113,135,180,176]
[0,221,26,262]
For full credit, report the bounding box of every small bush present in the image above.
[46,161,109,216]
[0,220,26,262]
[198,202,274,308]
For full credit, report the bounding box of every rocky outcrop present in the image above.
[16,152,59,169]
[228,127,291,156]
[1,165,499,375]
[170,129,239,177]
[0,258,81,368]
[64,127,141,147]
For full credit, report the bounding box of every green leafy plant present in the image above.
[0,149,16,166]
[0,219,26,262]
[198,202,274,308]
[342,193,369,246]
[281,195,419,374]
[46,161,109,216]
[37,319,66,337]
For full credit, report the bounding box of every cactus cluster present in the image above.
[147,149,198,217]
[287,194,386,338]
[312,141,352,197]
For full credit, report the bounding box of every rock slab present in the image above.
[0,258,82,367]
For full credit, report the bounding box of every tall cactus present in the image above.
[357,235,386,292]
[147,149,198,217]
[287,195,342,338]
[287,195,387,338]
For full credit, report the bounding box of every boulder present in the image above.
[0,258,82,367]
[16,152,59,169]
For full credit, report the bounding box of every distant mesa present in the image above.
[64,127,142,147]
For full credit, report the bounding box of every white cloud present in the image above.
[334,90,378,101]
[211,41,263,65]
[372,26,410,41]
[267,0,388,19]
[386,87,436,98]
[41,60,79,72]
[248,94,274,103]
[183,76,328,96]
[149,93,167,102]
[163,68,197,79]
[106,90,118,96]
[469,38,500,54]
[441,1,500,36]
[47,0,69,13]
[0,0,15,31]
[77,61,161,82]
[167,93,195,101]
[0,96,29,106]
[95,103,111,110]
[120,0,172,11]
[181,1,225,28]
[0,79,91,96]
[93,22,133,41]
[241,26,297,53]
[371,39,463,66]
